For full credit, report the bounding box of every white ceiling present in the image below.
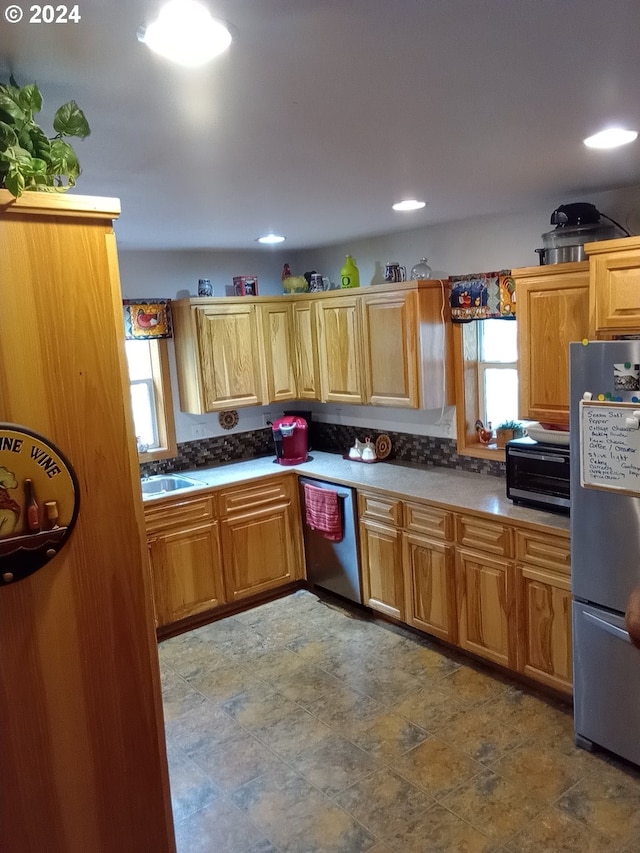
[2,0,639,250]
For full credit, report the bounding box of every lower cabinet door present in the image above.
[455,547,516,669]
[516,564,573,694]
[359,518,404,620]
[221,501,301,600]
[148,520,225,627]
[403,531,456,643]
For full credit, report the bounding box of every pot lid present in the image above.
[541,221,618,248]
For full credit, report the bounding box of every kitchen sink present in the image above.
[140,474,202,496]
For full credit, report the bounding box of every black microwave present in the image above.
[505,437,570,515]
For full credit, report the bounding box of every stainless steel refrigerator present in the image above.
[570,339,640,766]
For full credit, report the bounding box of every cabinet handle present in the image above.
[584,611,631,644]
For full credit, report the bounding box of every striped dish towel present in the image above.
[303,483,343,542]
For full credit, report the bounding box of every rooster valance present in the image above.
[449,270,515,323]
[123,299,173,339]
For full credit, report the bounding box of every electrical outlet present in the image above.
[263,412,273,427]
[192,423,208,439]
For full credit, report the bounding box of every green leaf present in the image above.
[27,125,50,160]
[23,156,47,176]
[18,83,42,115]
[0,144,34,168]
[17,126,35,154]
[0,88,26,123]
[0,121,18,148]
[53,101,90,138]
[4,168,25,197]
[49,138,78,173]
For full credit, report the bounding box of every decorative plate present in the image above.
[525,422,570,446]
[219,410,239,430]
[375,434,392,459]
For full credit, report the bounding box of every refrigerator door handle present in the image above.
[584,611,632,644]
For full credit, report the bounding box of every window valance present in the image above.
[449,270,515,323]
[123,299,173,339]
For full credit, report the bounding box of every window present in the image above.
[453,319,521,458]
[477,319,518,429]
[125,339,177,461]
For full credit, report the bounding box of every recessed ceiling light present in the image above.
[583,128,638,149]
[256,233,286,244]
[138,0,232,68]
[392,199,426,212]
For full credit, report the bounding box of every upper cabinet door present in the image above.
[292,301,320,400]
[259,302,297,403]
[361,290,419,407]
[514,263,590,426]
[195,303,264,410]
[315,295,365,404]
[586,236,640,337]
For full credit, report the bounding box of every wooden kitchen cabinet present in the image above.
[259,302,297,402]
[145,475,303,626]
[515,528,572,694]
[172,298,265,413]
[586,236,640,337]
[315,293,366,404]
[219,476,304,601]
[358,485,572,693]
[358,492,405,619]
[144,494,225,627]
[172,282,451,413]
[455,514,516,669]
[514,262,590,426]
[361,283,452,409]
[455,547,517,669]
[148,522,224,627]
[0,191,175,852]
[403,502,457,643]
[292,300,320,400]
[361,289,420,407]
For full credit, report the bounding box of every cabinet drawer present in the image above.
[515,528,570,576]
[219,476,292,516]
[358,491,402,526]
[404,502,453,540]
[456,514,513,557]
[144,495,215,533]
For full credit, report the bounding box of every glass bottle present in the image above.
[24,478,40,532]
[340,255,360,289]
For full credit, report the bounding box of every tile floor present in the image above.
[160,590,640,852]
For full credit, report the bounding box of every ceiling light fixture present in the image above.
[138,0,232,68]
[583,128,638,149]
[256,233,285,244]
[392,199,426,212]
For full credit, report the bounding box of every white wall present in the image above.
[118,184,639,446]
[285,185,640,286]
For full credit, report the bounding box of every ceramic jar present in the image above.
[384,263,406,283]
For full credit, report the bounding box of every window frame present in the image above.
[476,320,518,430]
[128,339,177,463]
[453,321,516,460]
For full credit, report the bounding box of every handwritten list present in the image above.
[581,402,640,494]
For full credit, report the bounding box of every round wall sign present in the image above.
[0,424,79,584]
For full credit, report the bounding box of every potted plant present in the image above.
[0,76,90,197]
[495,419,525,447]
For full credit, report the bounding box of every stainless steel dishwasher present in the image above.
[298,477,362,604]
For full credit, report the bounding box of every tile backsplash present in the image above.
[140,423,505,479]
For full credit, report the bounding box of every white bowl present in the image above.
[525,422,570,446]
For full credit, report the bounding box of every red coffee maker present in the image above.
[272,416,308,465]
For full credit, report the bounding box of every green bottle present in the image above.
[340,255,360,289]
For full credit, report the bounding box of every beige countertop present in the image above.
[142,451,570,533]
